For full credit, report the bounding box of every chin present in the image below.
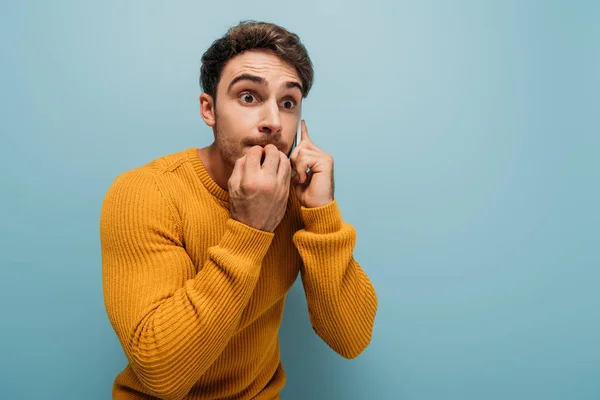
[217,147,240,169]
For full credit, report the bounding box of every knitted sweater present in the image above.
[100,148,378,400]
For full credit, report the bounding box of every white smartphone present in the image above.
[288,103,302,158]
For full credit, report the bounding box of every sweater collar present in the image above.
[187,148,230,203]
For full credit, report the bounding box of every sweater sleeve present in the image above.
[292,199,378,359]
[100,169,273,400]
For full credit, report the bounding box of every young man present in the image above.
[100,21,378,400]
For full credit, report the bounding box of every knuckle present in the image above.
[241,180,256,192]
[262,182,275,193]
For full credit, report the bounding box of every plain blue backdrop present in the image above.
[1,1,599,399]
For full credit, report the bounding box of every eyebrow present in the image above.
[227,73,303,94]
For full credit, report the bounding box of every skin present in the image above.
[198,49,334,231]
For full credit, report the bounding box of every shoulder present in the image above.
[104,149,193,198]
[100,149,194,230]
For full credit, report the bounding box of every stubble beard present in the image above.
[214,115,241,170]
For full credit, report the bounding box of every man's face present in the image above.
[209,50,303,168]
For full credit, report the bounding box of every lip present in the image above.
[248,143,277,148]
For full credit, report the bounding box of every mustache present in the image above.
[243,132,284,149]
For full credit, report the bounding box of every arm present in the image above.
[292,199,378,359]
[100,169,273,400]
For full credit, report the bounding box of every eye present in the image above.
[281,99,296,109]
[240,92,257,104]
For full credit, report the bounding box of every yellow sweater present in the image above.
[100,148,378,400]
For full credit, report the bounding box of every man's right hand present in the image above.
[228,144,292,232]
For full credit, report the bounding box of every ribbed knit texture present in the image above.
[100,148,378,400]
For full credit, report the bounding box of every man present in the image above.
[100,21,378,400]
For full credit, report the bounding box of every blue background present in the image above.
[1,1,599,399]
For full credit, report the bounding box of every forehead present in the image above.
[220,50,301,86]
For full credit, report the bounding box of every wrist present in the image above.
[300,198,343,234]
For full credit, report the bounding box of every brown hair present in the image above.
[200,21,314,102]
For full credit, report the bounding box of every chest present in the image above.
[179,195,303,319]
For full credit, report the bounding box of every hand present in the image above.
[228,144,292,232]
[290,121,335,208]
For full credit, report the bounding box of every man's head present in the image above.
[199,21,314,168]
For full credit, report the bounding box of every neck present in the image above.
[197,143,233,191]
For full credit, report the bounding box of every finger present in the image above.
[261,144,280,174]
[293,148,316,184]
[277,151,291,182]
[289,138,309,170]
[245,145,263,175]
[300,120,311,143]
[229,155,246,187]
[289,141,301,166]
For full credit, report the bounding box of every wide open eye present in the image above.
[281,99,296,110]
[240,92,257,104]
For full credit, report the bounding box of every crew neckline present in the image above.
[186,148,230,203]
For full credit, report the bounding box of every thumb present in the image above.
[300,120,311,143]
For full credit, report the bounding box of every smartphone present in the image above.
[288,103,302,158]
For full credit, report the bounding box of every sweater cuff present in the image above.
[217,219,275,273]
[300,198,343,234]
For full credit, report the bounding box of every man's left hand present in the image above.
[290,121,335,208]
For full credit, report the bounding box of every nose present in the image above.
[258,101,282,135]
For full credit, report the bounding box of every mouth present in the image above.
[244,143,281,165]
[246,142,282,151]
[248,142,271,148]
[245,132,285,150]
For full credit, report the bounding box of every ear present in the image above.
[200,93,216,127]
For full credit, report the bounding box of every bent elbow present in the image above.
[339,333,373,360]
[127,349,193,400]
[133,369,191,400]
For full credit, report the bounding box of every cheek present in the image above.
[215,110,253,151]
[284,114,299,141]
[219,103,259,132]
